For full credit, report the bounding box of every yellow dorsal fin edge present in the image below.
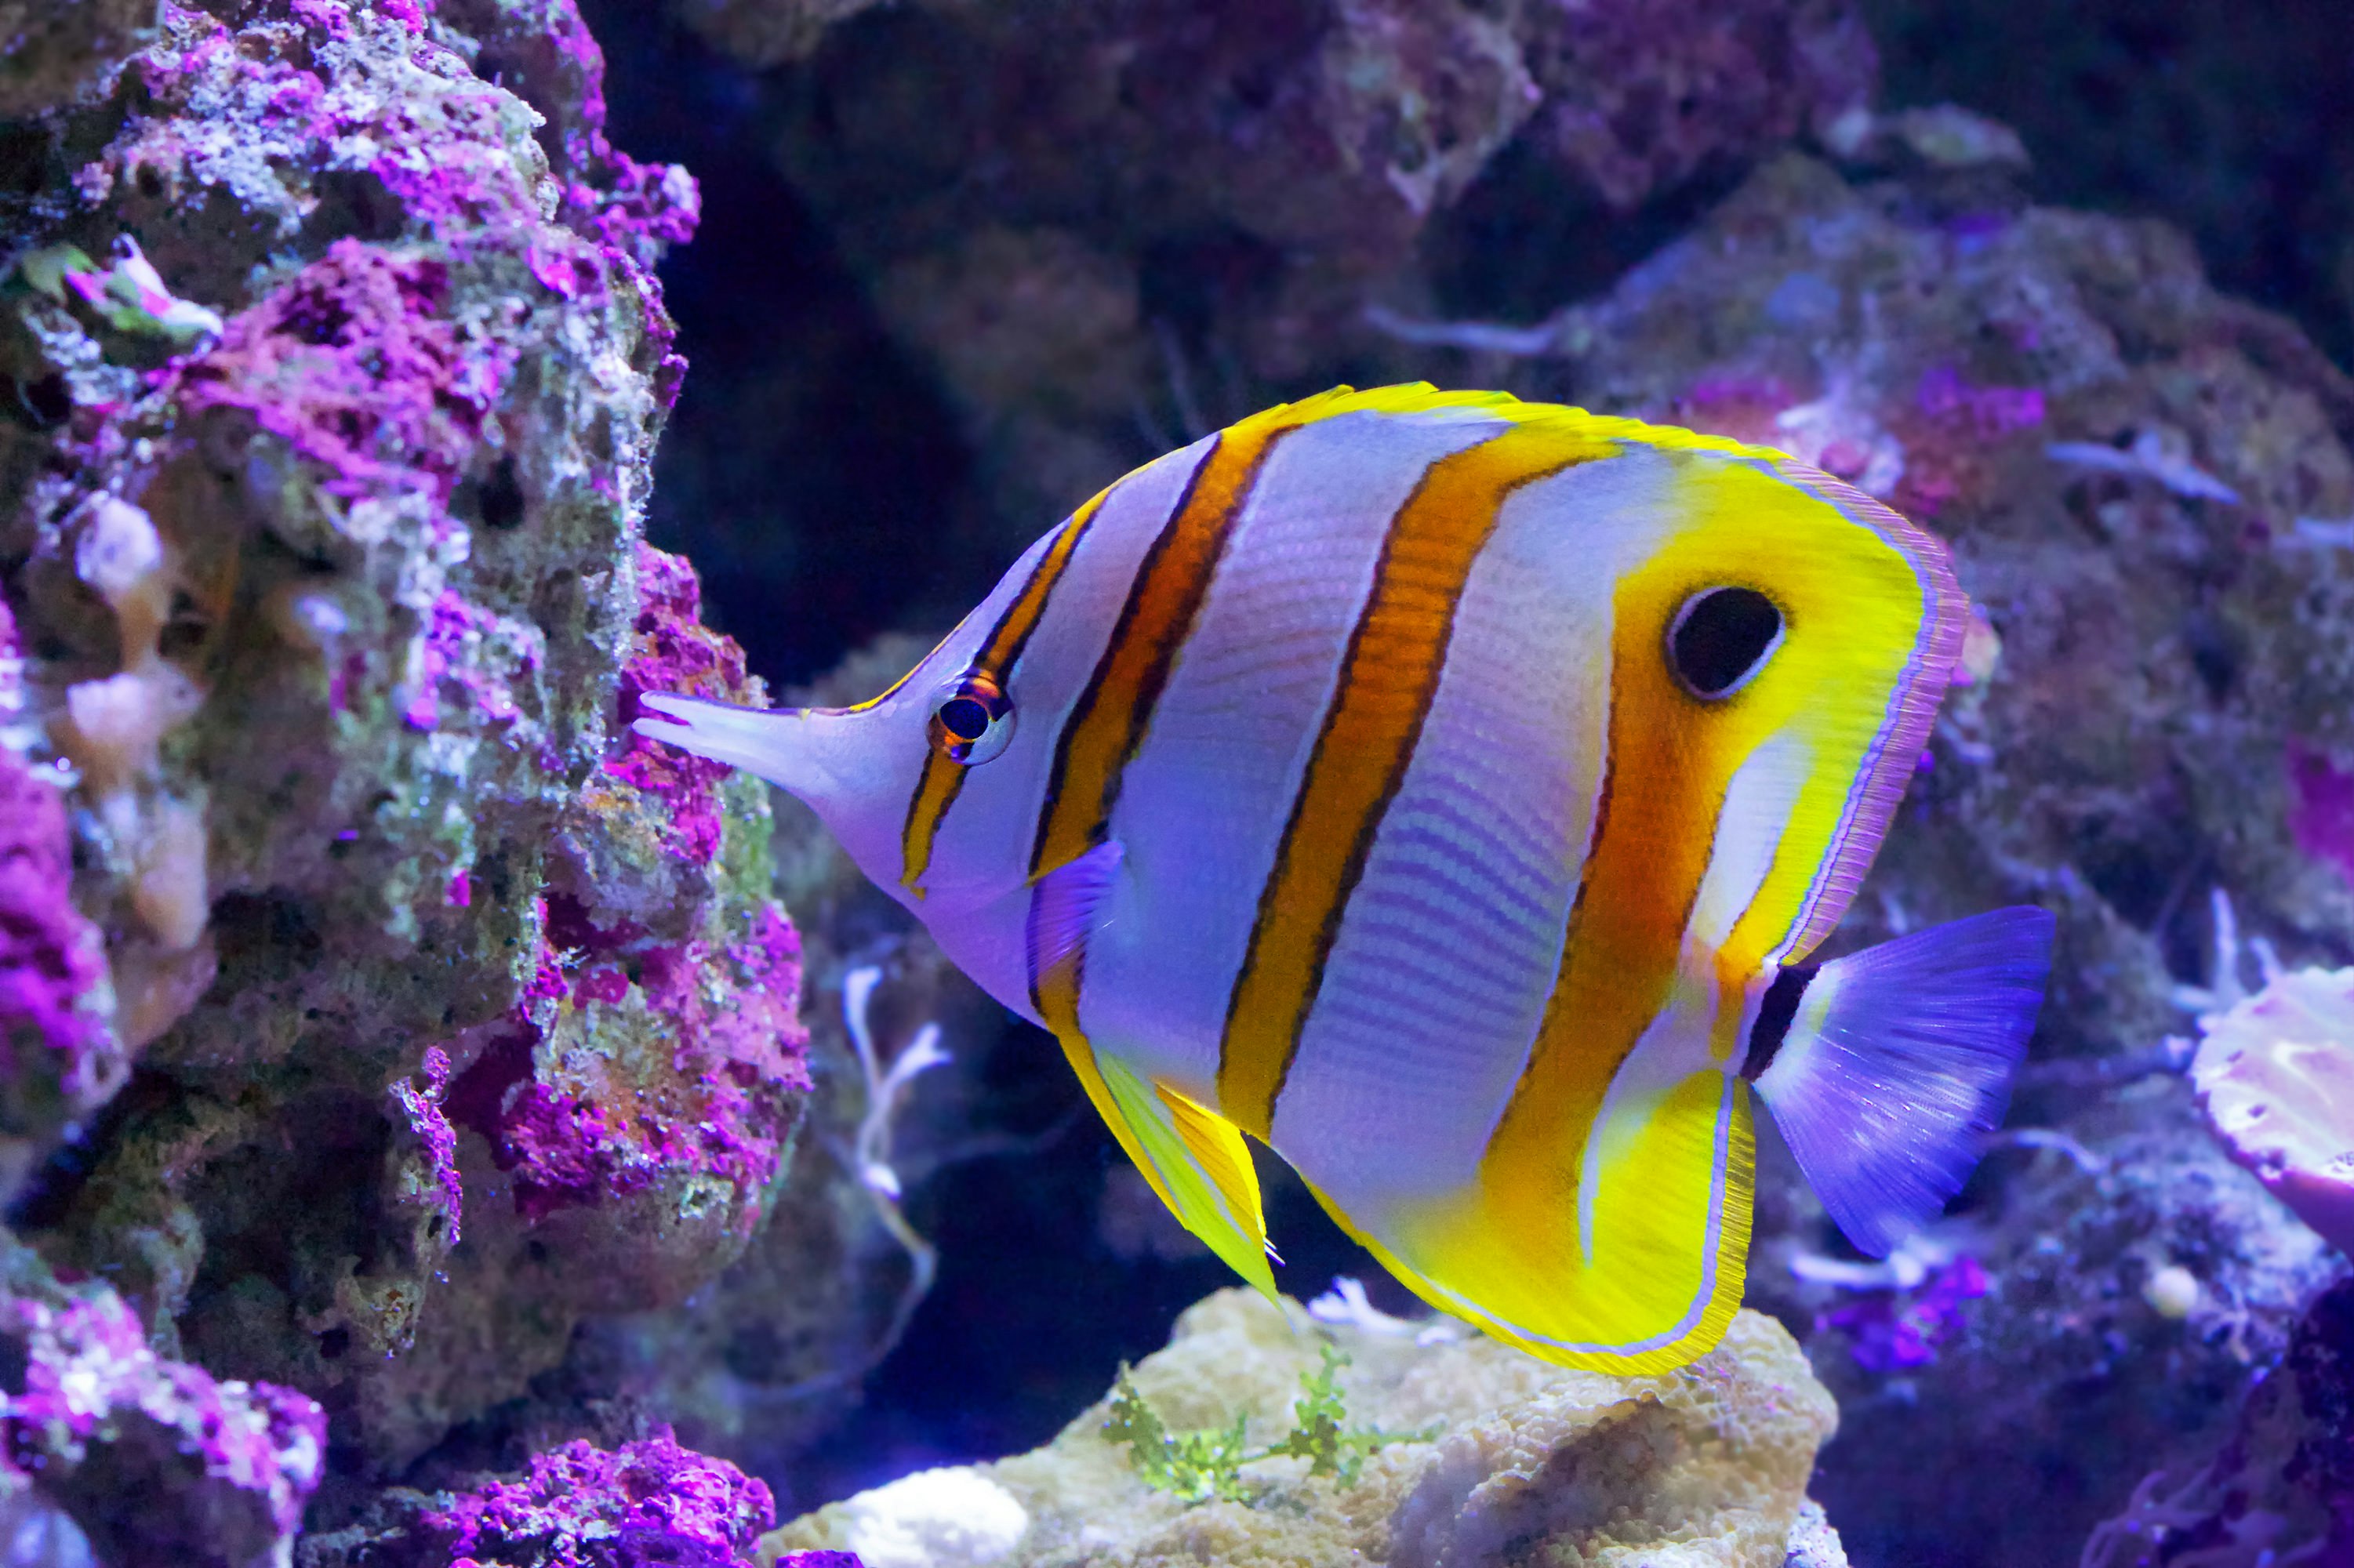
[1272,382,1800,467]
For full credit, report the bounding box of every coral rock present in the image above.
[738,0,1875,537]
[1,1277,325,1568]
[1775,1081,2343,1568]
[0,717,121,1189]
[0,0,154,118]
[761,1289,1841,1568]
[2082,1275,2354,1568]
[423,1428,778,1568]
[1512,0,1877,209]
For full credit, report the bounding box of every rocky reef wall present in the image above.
[0,0,859,1554]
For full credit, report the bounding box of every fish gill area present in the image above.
[0,2,2351,1566]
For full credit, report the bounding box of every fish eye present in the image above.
[1667,586,1784,699]
[928,671,1015,764]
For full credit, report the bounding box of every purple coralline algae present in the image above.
[423,1428,776,1568]
[1506,0,1877,209]
[2289,741,2354,887]
[2191,966,2354,1257]
[3,1281,325,1568]
[446,898,806,1232]
[170,243,513,506]
[0,702,119,1182]
[392,1045,464,1248]
[605,545,757,867]
[1815,1255,1989,1374]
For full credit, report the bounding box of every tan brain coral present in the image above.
[764,1288,1840,1568]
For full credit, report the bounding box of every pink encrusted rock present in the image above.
[171,242,513,506]
[423,1428,776,1568]
[0,0,826,1490]
[449,900,808,1236]
[1913,364,2047,441]
[1815,1256,1990,1373]
[1513,0,1878,209]
[2191,967,2354,1255]
[605,545,756,866]
[2289,740,2354,888]
[2,1286,325,1568]
[391,1044,463,1247]
[0,750,119,1147]
[0,590,123,1169]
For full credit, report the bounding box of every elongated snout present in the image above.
[634,693,873,807]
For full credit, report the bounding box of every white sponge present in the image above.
[840,1468,1029,1568]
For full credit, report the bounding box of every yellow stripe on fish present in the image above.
[634,383,2054,1377]
[899,486,1112,899]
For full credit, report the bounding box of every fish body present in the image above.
[641,385,2053,1373]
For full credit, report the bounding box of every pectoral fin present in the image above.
[1026,839,1125,980]
[1057,1033,1277,1300]
[1157,1080,1274,1261]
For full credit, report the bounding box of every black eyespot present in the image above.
[1742,961,1816,1080]
[1668,586,1784,699]
[928,671,1015,764]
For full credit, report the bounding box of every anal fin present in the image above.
[1026,837,1274,1299]
[1056,1035,1277,1300]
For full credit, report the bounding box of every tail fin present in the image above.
[1752,906,2054,1256]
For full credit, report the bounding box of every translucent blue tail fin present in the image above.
[1752,907,2054,1256]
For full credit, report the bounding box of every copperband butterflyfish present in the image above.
[638,384,2054,1374]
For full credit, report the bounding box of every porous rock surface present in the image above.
[2081,1273,2354,1568]
[717,0,1877,539]
[0,0,158,119]
[0,0,837,1522]
[761,1289,1840,1568]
